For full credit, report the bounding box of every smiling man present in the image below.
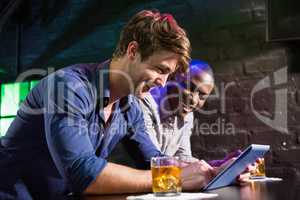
[141,60,215,158]
[0,10,216,199]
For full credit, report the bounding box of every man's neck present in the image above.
[108,57,130,104]
[103,103,114,125]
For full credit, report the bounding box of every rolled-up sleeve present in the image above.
[43,72,107,193]
[126,97,163,161]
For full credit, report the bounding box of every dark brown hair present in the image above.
[113,9,191,73]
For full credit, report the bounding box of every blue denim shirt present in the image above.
[0,60,161,194]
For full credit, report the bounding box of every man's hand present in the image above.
[84,162,152,195]
[181,160,215,191]
[212,157,254,185]
[235,163,257,184]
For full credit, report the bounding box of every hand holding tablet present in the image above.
[202,144,270,191]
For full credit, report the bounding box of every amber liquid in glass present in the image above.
[255,158,266,177]
[151,165,182,196]
[251,158,266,177]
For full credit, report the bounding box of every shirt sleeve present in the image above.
[126,96,163,162]
[138,97,161,151]
[174,113,194,158]
[174,131,192,157]
[43,71,107,193]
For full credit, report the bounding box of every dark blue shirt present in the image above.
[0,61,161,195]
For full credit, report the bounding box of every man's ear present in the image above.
[126,41,139,60]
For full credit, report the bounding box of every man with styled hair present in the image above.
[0,10,214,199]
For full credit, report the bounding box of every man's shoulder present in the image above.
[40,62,103,86]
[36,63,103,98]
[58,63,100,77]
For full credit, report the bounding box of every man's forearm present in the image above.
[84,162,152,195]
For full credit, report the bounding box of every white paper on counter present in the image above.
[126,192,218,200]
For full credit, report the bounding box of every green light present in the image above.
[30,80,39,90]
[0,117,14,137]
[0,82,29,116]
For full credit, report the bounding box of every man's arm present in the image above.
[174,113,199,161]
[85,159,219,194]
[126,96,163,161]
[44,73,109,193]
[84,162,151,194]
[138,95,162,150]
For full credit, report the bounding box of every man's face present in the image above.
[167,70,214,118]
[130,50,179,98]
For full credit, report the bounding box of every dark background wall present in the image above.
[0,0,299,190]
[187,0,300,186]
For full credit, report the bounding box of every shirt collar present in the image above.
[96,59,133,109]
[96,60,111,107]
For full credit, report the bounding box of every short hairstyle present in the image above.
[189,59,214,84]
[168,59,214,84]
[113,9,191,73]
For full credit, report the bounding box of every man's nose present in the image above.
[155,74,169,87]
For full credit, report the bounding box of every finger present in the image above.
[255,157,263,164]
[180,161,191,168]
[198,160,214,170]
[238,172,251,182]
[212,167,222,177]
[198,160,215,181]
[237,179,250,186]
[198,162,212,174]
[246,164,256,172]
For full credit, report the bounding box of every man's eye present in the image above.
[199,94,208,101]
[156,67,164,74]
[182,82,197,92]
[190,84,197,92]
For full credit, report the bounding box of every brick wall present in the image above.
[191,50,300,180]
[189,0,300,182]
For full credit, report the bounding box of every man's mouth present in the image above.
[181,103,194,113]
